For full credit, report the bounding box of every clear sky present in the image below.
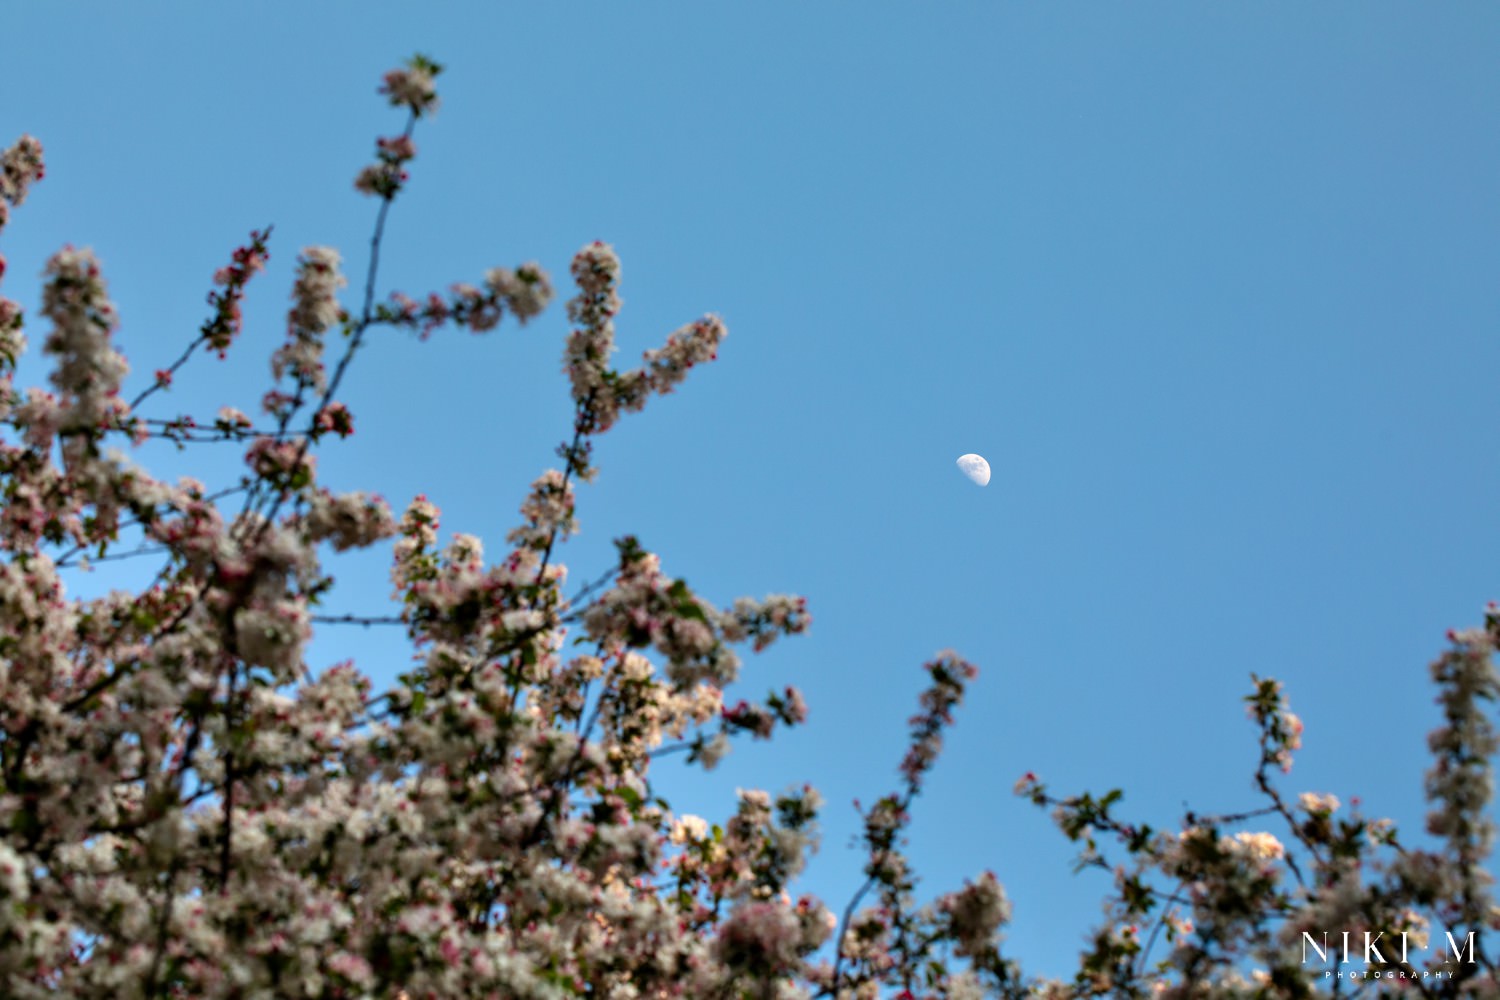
[6,3,1500,979]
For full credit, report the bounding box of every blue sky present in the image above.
[6,3,1500,978]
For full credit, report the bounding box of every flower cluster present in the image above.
[1245,672,1304,773]
[900,651,979,791]
[202,228,271,356]
[642,314,727,396]
[379,262,553,339]
[1297,791,1339,821]
[482,264,553,325]
[40,246,129,438]
[303,488,394,552]
[0,134,44,236]
[935,871,1011,958]
[311,401,353,439]
[723,593,812,653]
[1426,625,1500,926]
[506,468,575,552]
[0,136,41,371]
[354,133,417,199]
[378,54,442,117]
[563,240,626,424]
[272,246,346,398]
[245,435,316,492]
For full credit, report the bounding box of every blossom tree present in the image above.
[0,55,1495,999]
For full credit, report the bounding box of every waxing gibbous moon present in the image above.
[956,453,990,487]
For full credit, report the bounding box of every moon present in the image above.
[956,453,990,487]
